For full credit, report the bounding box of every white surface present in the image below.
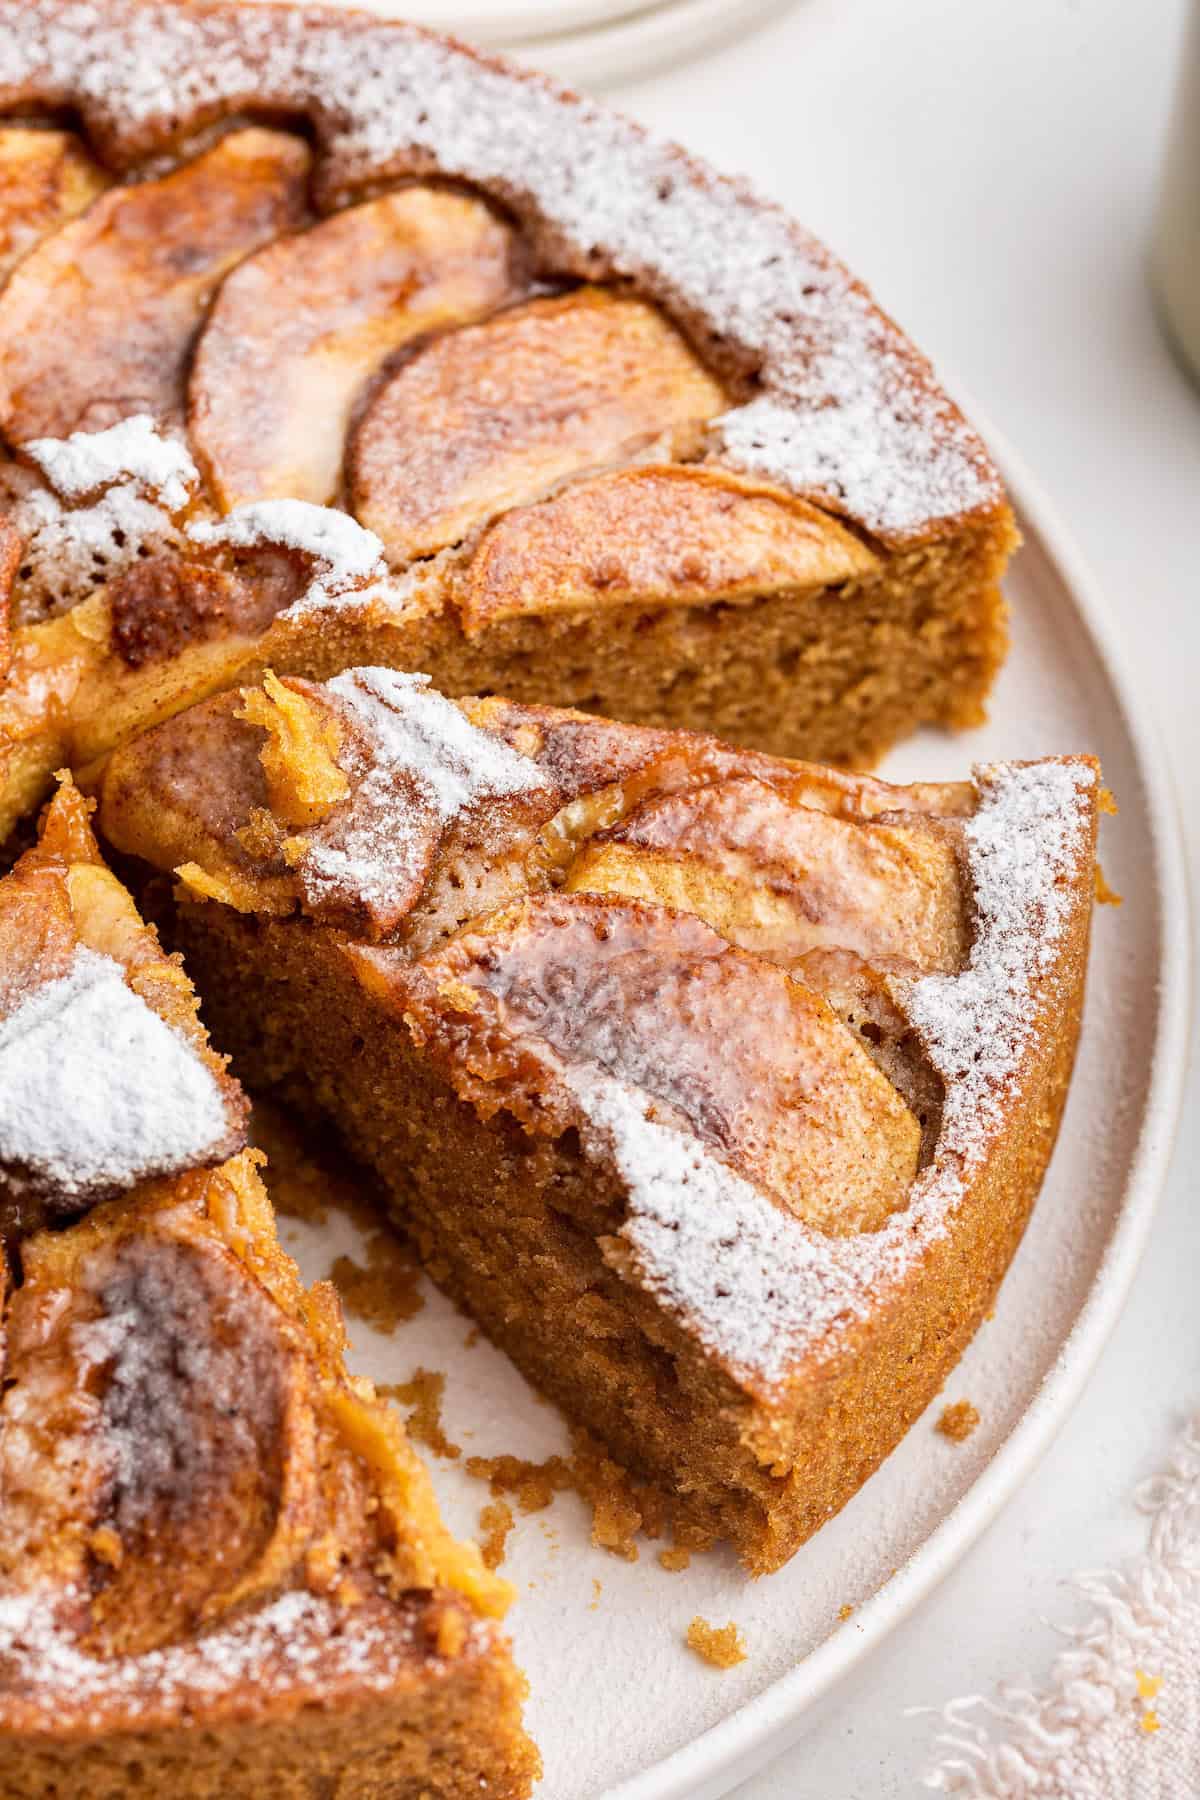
[303,0,795,90]
[597,0,1200,1794]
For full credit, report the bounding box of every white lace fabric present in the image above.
[920,1417,1200,1797]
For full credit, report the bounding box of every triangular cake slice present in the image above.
[0,784,538,1799]
[0,776,247,1236]
[99,670,1100,1574]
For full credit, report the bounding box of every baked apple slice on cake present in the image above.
[0,128,311,443]
[347,287,727,559]
[0,126,109,287]
[189,186,528,511]
[98,668,1100,1575]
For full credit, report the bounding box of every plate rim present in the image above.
[600,416,1194,1800]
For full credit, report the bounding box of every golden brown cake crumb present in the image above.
[686,1619,747,1669]
[478,1501,516,1571]
[589,1579,603,1611]
[659,1547,692,1573]
[466,1452,574,1515]
[383,1370,461,1460]
[1095,864,1123,906]
[937,1400,981,1442]
[467,1430,661,1560]
[328,1229,425,1332]
[837,1604,854,1622]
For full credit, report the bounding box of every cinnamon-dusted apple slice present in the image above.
[393,890,921,1236]
[456,464,880,633]
[0,127,109,286]
[348,287,728,560]
[565,774,968,974]
[190,188,526,511]
[0,128,311,444]
[0,777,247,1234]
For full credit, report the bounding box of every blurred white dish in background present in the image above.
[296,0,798,88]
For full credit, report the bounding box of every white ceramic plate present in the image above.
[297,0,798,89]
[277,427,1189,1800]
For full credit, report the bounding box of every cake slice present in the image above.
[0,0,1015,849]
[99,669,1100,1574]
[0,781,538,1799]
[0,776,246,1236]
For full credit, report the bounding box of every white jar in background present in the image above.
[1154,3,1200,385]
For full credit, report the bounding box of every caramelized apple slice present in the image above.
[3,1180,315,1655]
[399,890,920,1235]
[190,188,524,510]
[795,946,945,1161]
[0,128,311,443]
[0,127,109,286]
[565,775,968,973]
[348,287,727,560]
[457,464,880,632]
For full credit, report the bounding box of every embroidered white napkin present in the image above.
[920,1417,1200,1797]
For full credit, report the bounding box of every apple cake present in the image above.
[99,668,1101,1575]
[0,0,1016,847]
[0,781,538,1799]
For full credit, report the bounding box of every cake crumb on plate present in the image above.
[937,1399,981,1442]
[686,1618,747,1669]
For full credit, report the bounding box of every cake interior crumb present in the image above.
[382,1370,461,1460]
[251,1099,426,1327]
[936,1399,981,1443]
[686,1618,747,1669]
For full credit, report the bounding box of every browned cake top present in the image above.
[100,673,1099,1401]
[0,0,1003,547]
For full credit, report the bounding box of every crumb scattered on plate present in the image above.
[936,1399,980,1442]
[478,1499,515,1570]
[382,1369,461,1458]
[686,1618,746,1669]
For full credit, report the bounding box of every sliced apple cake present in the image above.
[0,0,1016,845]
[99,670,1100,1574]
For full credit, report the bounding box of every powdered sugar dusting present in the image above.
[300,667,550,917]
[571,1066,874,1390]
[906,759,1098,1160]
[0,946,235,1201]
[24,414,198,508]
[8,416,198,618]
[0,0,1003,541]
[188,499,385,614]
[0,1583,446,1722]
[565,760,1096,1394]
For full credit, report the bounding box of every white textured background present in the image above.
[602,0,1200,1793]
